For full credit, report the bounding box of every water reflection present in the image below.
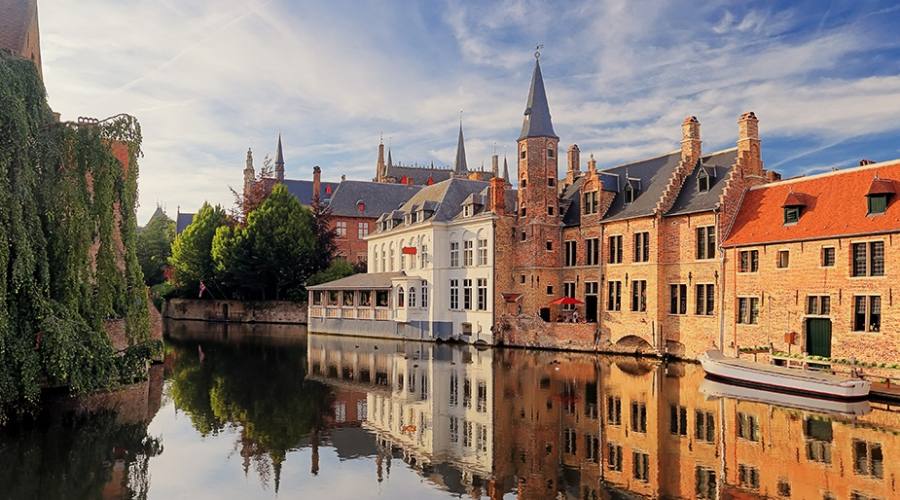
[308,333,900,500]
[1,323,899,499]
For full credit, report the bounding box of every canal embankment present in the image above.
[164,298,307,324]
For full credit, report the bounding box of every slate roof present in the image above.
[307,272,406,290]
[0,0,35,55]
[519,58,557,140]
[282,179,339,205]
[598,150,683,222]
[175,212,195,235]
[561,176,586,227]
[376,178,491,232]
[327,180,421,218]
[724,159,900,247]
[665,148,738,216]
[384,164,453,185]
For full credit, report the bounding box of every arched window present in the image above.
[409,287,417,307]
[380,244,386,272]
[373,248,380,272]
[397,287,405,307]
[399,239,406,270]
[389,243,395,272]
[421,282,428,308]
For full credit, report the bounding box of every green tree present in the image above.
[307,259,355,287]
[212,184,322,300]
[137,207,175,286]
[168,203,228,297]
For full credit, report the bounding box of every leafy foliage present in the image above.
[167,203,228,297]
[0,52,153,417]
[136,207,175,286]
[307,259,356,287]
[212,184,325,300]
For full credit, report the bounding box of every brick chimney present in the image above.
[489,176,506,216]
[566,144,581,185]
[312,166,321,204]
[737,112,763,177]
[681,116,701,165]
[587,153,597,175]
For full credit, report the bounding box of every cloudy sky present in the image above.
[39,0,900,223]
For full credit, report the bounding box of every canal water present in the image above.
[1,320,897,499]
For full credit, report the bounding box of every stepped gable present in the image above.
[665,148,739,216]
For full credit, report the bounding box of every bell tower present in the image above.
[514,48,563,316]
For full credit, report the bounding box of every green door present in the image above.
[806,318,832,357]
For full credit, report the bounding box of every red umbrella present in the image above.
[549,297,584,306]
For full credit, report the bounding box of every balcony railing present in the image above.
[309,305,392,321]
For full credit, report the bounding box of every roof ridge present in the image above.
[749,158,900,191]
[600,149,681,173]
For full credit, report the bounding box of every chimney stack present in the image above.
[566,144,581,185]
[681,116,701,166]
[312,166,321,204]
[737,112,763,177]
[489,176,506,216]
[587,153,597,175]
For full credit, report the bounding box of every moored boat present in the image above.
[699,350,870,401]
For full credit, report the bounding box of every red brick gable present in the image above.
[724,160,900,247]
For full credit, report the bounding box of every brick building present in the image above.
[723,159,900,365]
[0,0,42,79]
[495,53,777,359]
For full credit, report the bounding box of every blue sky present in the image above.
[38,0,900,223]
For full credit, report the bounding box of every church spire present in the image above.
[519,50,557,140]
[502,155,510,184]
[454,119,468,175]
[387,147,393,169]
[274,133,285,182]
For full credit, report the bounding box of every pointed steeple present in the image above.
[519,55,557,140]
[274,134,285,182]
[387,147,393,169]
[454,120,468,175]
[502,155,510,183]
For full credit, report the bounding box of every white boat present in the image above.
[700,379,871,417]
[699,350,870,401]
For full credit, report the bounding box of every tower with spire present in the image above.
[513,47,563,317]
[274,133,285,182]
[243,148,255,195]
[454,120,468,176]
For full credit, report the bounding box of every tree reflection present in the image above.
[166,337,333,491]
[0,410,162,500]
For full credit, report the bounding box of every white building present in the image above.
[309,176,509,344]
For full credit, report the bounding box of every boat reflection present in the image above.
[308,333,900,500]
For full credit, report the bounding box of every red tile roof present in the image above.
[724,160,900,247]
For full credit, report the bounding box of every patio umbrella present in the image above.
[549,296,584,306]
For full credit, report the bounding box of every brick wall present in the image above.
[724,234,900,365]
[331,215,374,264]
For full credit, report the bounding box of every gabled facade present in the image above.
[495,56,776,358]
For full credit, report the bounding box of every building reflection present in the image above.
[309,333,900,499]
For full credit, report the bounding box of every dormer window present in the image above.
[866,177,895,215]
[698,171,710,192]
[784,206,801,224]
[782,191,806,225]
[463,204,472,217]
[624,182,636,204]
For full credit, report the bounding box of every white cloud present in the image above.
[37,0,900,222]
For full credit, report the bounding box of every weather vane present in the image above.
[535,43,544,60]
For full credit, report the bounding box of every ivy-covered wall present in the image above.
[0,52,154,418]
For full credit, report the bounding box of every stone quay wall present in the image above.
[164,298,307,324]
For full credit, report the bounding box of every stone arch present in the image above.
[614,335,655,355]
